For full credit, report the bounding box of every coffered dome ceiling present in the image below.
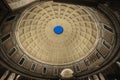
[0,1,120,80]
[15,1,99,65]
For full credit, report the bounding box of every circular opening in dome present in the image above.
[54,25,64,34]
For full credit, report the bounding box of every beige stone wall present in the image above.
[6,0,37,10]
[6,0,20,3]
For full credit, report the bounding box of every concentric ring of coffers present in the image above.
[0,1,116,79]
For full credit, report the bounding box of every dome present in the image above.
[0,1,119,80]
[15,1,99,65]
